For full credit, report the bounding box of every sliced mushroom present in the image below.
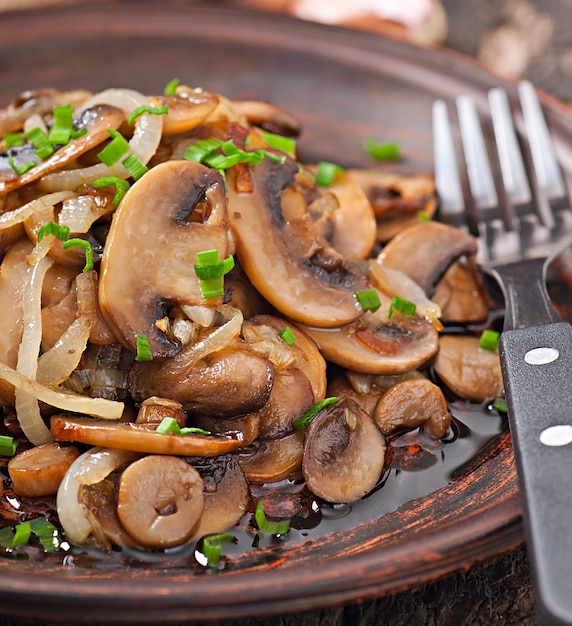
[0,104,126,193]
[193,412,261,447]
[151,88,219,135]
[99,160,231,358]
[375,222,478,296]
[433,334,504,402]
[374,378,452,438]
[8,442,80,498]
[302,397,385,503]
[117,455,204,549]
[190,454,250,539]
[226,157,369,327]
[238,430,305,483]
[129,347,274,418]
[135,396,187,428]
[50,414,245,456]
[233,100,301,137]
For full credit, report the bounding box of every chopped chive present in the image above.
[388,295,417,319]
[135,334,153,362]
[194,251,235,299]
[418,210,430,222]
[479,329,500,352]
[262,150,287,164]
[180,426,210,435]
[156,417,180,435]
[278,326,296,346]
[0,435,17,457]
[202,532,234,566]
[260,131,296,155]
[63,238,93,272]
[314,161,344,187]
[183,137,224,163]
[70,127,87,140]
[48,103,73,145]
[255,501,290,535]
[292,397,340,430]
[24,126,54,159]
[29,518,61,551]
[127,104,169,125]
[164,78,180,95]
[0,519,61,552]
[8,152,36,175]
[37,221,70,243]
[122,153,148,180]
[3,132,24,148]
[364,138,400,161]
[97,129,129,166]
[11,522,31,549]
[355,288,381,313]
[492,397,507,413]
[92,176,130,204]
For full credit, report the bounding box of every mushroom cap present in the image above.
[99,160,231,359]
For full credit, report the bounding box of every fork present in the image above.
[433,80,572,626]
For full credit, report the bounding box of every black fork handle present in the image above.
[494,259,572,625]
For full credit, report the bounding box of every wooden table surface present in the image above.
[1,1,570,624]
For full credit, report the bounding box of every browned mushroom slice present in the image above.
[226,157,369,327]
[117,455,204,549]
[302,397,385,503]
[190,454,250,539]
[99,160,231,358]
[347,169,437,242]
[233,100,301,137]
[193,412,261,447]
[151,89,219,135]
[129,347,274,418]
[135,396,188,428]
[50,415,245,456]
[302,310,438,375]
[238,430,305,483]
[0,104,126,193]
[433,334,504,402]
[375,222,478,295]
[374,378,452,438]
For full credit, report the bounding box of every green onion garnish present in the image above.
[364,138,400,161]
[278,326,296,346]
[11,522,31,549]
[260,131,296,155]
[255,501,290,535]
[202,532,234,566]
[3,132,24,148]
[355,288,381,313]
[24,127,54,159]
[292,397,340,430]
[0,435,17,457]
[183,137,285,171]
[8,152,36,175]
[314,161,344,187]
[183,137,224,163]
[180,426,210,435]
[479,329,500,352]
[135,334,153,362]
[127,104,169,125]
[92,176,130,204]
[122,153,148,180]
[492,397,507,413]
[164,78,180,95]
[63,238,93,272]
[194,250,235,299]
[155,417,180,435]
[48,103,73,145]
[70,127,87,140]
[0,518,61,551]
[97,129,129,166]
[37,221,70,243]
[418,210,430,222]
[388,295,416,319]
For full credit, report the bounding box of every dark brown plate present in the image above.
[0,2,571,623]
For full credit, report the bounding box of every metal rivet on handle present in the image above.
[524,347,559,365]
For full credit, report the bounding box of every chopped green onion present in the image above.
[164,77,180,95]
[122,153,148,180]
[127,104,169,125]
[8,152,36,175]
[262,150,287,164]
[278,326,296,346]
[62,238,93,272]
[255,501,290,535]
[293,397,340,430]
[97,129,129,166]
[37,221,70,243]
[3,132,24,148]
[92,176,130,204]
[11,522,31,549]
[48,103,73,145]
[260,131,296,155]
[418,210,430,222]
[180,426,210,435]
[388,295,417,319]
[194,250,235,299]
[24,127,54,159]
[183,137,224,163]
[0,435,17,457]
[314,161,344,187]
[492,397,507,413]
[364,138,400,161]
[479,329,500,352]
[355,288,381,313]
[135,334,153,362]
[202,532,234,566]
[70,127,87,140]
[156,417,180,435]
[29,518,61,551]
